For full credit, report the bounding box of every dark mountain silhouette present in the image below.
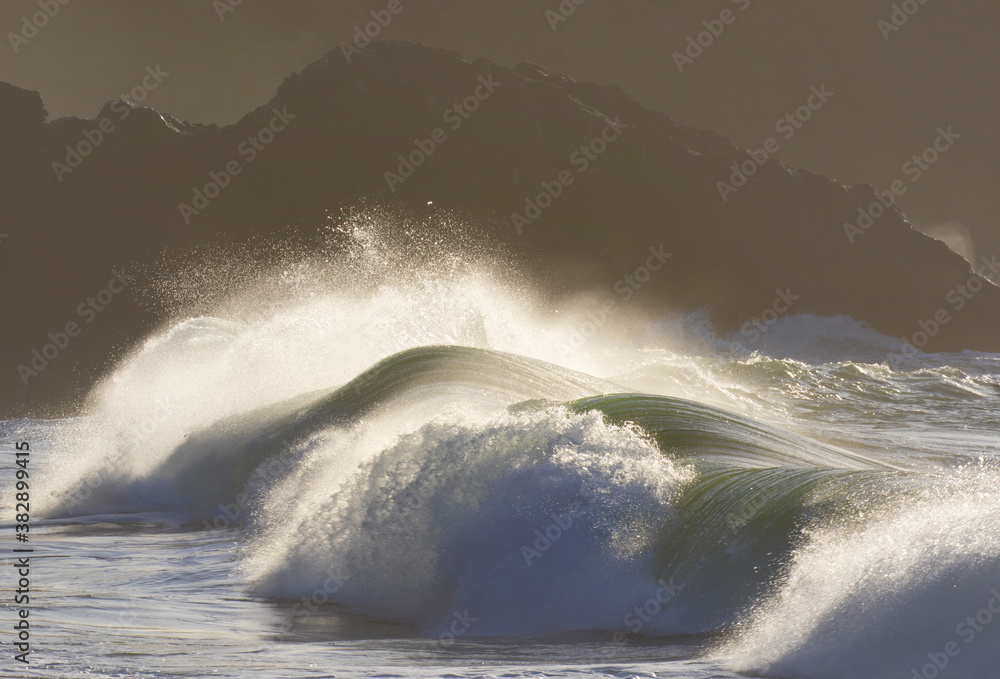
[3,1,997,265]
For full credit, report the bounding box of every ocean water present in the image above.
[3,238,1000,679]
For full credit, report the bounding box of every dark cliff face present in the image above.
[1,42,997,416]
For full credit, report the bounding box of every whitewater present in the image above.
[3,221,1000,679]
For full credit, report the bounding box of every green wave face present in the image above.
[47,346,616,517]
[566,393,903,471]
[558,393,921,632]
